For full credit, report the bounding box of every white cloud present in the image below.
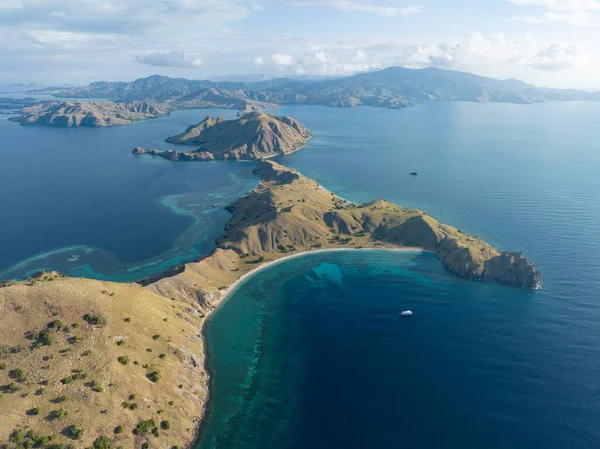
[509,0,600,25]
[291,1,422,16]
[135,51,203,68]
[272,53,293,65]
[508,0,600,11]
[528,43,586,69]
[253,56,265,65]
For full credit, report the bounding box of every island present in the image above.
[9,101,171,127]
[133,112,311,161]
[0,159,539,448]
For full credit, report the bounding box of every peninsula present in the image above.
[10,101,171,127]
[133,112,311,161]
[0,160,539,448]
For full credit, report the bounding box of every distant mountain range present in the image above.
[31,67,600,111]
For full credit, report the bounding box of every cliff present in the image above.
[134,112,311,161]
[10,101,171,127]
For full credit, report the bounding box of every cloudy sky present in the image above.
[1,0,600,88]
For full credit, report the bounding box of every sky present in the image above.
[1,0,600,89]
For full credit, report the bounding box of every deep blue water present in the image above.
[200,250,600,449]
[196,102,600,449]
[2,101,600,447]
[0,109,258,281]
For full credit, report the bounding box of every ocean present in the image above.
[2,101,600,447]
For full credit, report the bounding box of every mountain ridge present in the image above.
[31,67,600,111]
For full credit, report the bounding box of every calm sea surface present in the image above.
[0,108,257,281]
[1,101,600,447]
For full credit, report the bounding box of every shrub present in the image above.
[27,407,42,415]
[0,392,4,399]
[51,408,68,419]
[129,394,136,400]
[117,356,129,365]
[35,387,46,395]
[168,401,174,406]
[0,362,6,369]
[146,371,160,383]
[92,436,113,449]
[9,368,27,382]
[129,403,139,410]
[82,350,92,356]
[151,427,160,437]
[83,314,105,325]
[160,420,171,430]
[141,444,149,449]
[91,384,104,393]
[159,353,166,359]
[6,382,20,392]
[69,335,82,344]
[9,429,24,443]
[48,320,66,330]
[61,376,73,384]
[37,329,54,346]
[116,340,125,346]
[114,426,124,434]
[55,395,69,403]
[152,335,160,340]
[68,424,83,439]
[172,446,180,449]
[133,418,156,435]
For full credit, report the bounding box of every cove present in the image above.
[198,249,600,449]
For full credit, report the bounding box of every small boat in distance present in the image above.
[409,172,418,176]
[399,310,413,317]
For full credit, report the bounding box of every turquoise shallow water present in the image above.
[200,250,600,449]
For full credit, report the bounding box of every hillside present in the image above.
[134,112,311,161]
[0,160,539,448]
[10,101,171,127]
[32,68,600,112]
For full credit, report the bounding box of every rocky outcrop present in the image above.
[135,112,311,162]
[133,147,214,161]
[10,100,171,127]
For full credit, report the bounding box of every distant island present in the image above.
[32,67,600,113]
[0,158,539,448]
[11,67,600,128]
[133,112,311,161]
[9,101,171,127]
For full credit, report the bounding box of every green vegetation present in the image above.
[83,313,105,325]
[146,371,160,383]
[116,340,125,346]
[67,424,83,439]
[9,367,27,382]
[27,406,42,415]
[133,418,156,435]
[50,408,68,419]
[48,319,66,330]
[152,334,160,340]
[92,436,113,449]
[151,427,160,437]
[117,355,129,365]
[54,395,69,403]
[160,420,171,430]
[114,425,124,434]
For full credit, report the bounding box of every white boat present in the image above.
[399,310,413,317]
